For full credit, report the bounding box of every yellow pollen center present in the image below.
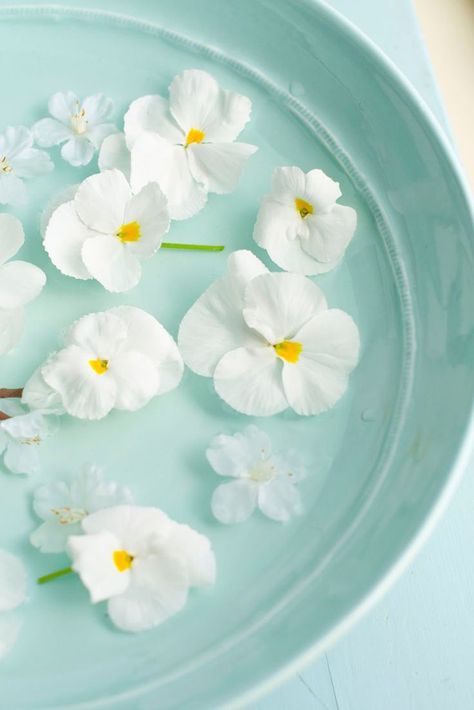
[70,105,88,135]
[295,197,313,219]
[89,358,109,375]
[113,550,134,573]
[274,340,303,363]
[0,155,12,173]
[116,221,141,243]
[185,127,205,147]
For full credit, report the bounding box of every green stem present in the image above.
[38,566,74,585]
[161,242,224,252]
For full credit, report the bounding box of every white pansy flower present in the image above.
[33,91,117,167]
[253,166,357,275]
[0,549,27,660]
[98,132,130,181]
[0,399,56,475]
[0,214,46,355]
[207,425,306,524]
[67,505,216,632]
[22,306,183,420]
[178,249,360,416]
[30,463,133,553]
[0,126,53,205]
[124,69,257,220]
[44,169,170,292]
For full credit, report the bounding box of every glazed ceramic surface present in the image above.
[0,1,472,708]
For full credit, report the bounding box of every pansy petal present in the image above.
[10,148,53,178]
[178,250,267,377]
[304,168,342,212]
[258,477,302,522]
[109,350,159,411]
[0,261,45,309]
[107,552,189,632]
[48,91,79,123]
[42,344,117,420]
[40,184,79,239]
[98,133,130,180]
[65,310,127,358]
[81,234,142,293]
[206,425,272,477]
[44,200,94,280]
[75,169,131,232]
[130,133,207,221]
[82,93,114,125]
[60,137,95,167]
[33,117,71,147]
[188,142,257,194]
[21,365,65,414]
[0,307,23,356]
[211,479,258,524]
[242,272,327,344]
[0,550,27,611]
[124,95,183,147]
[0,174,26,206]
[30,519,77,553]
[166,523,216,587]
[81,506,172,555]
[214,346,288,416]
[110,306,183,395]
[282,309,360,415]
[68,530,129,603]
[0,214,24,265]
[122,182,170,257]
[271,166,306,201]
[302,204,357,263]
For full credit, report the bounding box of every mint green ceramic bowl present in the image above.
[1,1,473,707]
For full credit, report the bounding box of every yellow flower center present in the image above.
[185,127,205,147]
[51,507,87,525]
[70,106,88,135]
[89,358,109,375]
[116,221,141,243]
[113,549,134,572]
[19,435,41,445]
[0,155,12,173]
[295,197,313,219]
[274,340,303,363]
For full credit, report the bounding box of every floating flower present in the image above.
[67,505,216,632]
[30,463,133,553]
[124,69,257,220]
[207,425,306,524]
[22,306,183,420]
[0,399,56,475]
[44,169,170,292]
[33,91,117,167]
[0,214,46,355]
[178,250,360,416]
[0,549,27,660]
[0,126,53,205]
[253,166,357,274]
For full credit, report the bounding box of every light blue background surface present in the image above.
[253,2,474,709]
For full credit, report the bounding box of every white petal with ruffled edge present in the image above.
[302,204,357,263]
[68,530,130,603]
[74,169,131,233]
[211,479,258,524]
[44,200,94,280]
[81,234,142,293]
[81,506,172,554]
[109,351,159,411]
[282,309,360,415]
[65,311,127,358]
[124,94,183,148]
[188,142,257,194]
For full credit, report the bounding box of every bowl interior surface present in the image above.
[0,2,473,708]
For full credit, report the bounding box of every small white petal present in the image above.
[242,272,327,344]
[98,133,131,180]
[124,94,183,148]
[122,182,170,257]
[109,350,159,411]
[271,166,306,199]
[214,346,288,416]
[44,200,94,280]
[0,213,24,265]
[32,480,73,521]
[211,479,258,524]
[258,477,302,522]
[130,133,207,221]
[68,531,130,603]
[0,550,27,611]
[82,93,114,126]
[48,91,79,123]
[0,174,27,206]
[206,425,272,478]
[302,204,357,263]
[65,310,127,358]
[81,506,172,555]
[304,168,342,212]
[40,183,79,239]
[60,137,95,167]
[42,345,117,420]
[187,142,257,194]
[1,409,49,440]
[166,523,216,587]
[0,126,33,158]
[74,169,131,232]
[33,117,72,147]
[0,261,46,309]
[30,520,78,553]
[10,148,53,178]
[282,309,360,415]
[81,234,142,292]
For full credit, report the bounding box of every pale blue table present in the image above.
[253,2,474,709]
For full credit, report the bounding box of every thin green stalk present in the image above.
[161,242,224,252]
[38,566,74,585]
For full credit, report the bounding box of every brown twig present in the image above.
[0,388,23,398]
[0,411,10,421]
